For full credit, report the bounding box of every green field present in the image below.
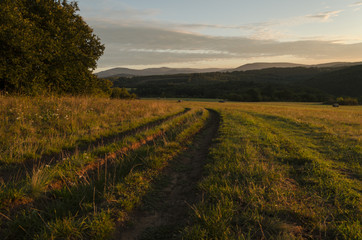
[0,96,361,239]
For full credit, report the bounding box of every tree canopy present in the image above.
[0,0,105,94]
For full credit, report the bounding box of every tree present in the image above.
[110,87,136,99]
[0,0,104,94]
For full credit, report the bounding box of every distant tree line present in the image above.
[112,68,360,102]
[111,66,362,103]
[0,0,120,97]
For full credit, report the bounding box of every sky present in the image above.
[76,0,362,71]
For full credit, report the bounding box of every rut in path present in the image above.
[0,108,190,183]
[116,109,220,240]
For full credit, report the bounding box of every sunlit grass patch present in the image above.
[0,96,183,166]
[1,105,209,239]
[183,105,361,239]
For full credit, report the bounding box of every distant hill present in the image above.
[107,64,362,102]
[312,62,362,68]
[232,62,362,71]
[233,62,306,71]
[96,61,362,78]
[302,65,362,97]
[96,67,224,78]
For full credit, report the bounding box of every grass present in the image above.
[0,95,183,165]
[0,97,360,239]
[182,103,361,240]
[0,104,208,239]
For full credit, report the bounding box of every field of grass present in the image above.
[183,102,361,239]
[0,97,360,239]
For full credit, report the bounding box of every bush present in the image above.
[337,97,359,105]
[110,88,136,99]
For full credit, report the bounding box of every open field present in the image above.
[183,102,361,239]
[0,97,361,239]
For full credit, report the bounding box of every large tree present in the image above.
[0,0,105,94]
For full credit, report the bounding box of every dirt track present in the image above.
[116,109,220,240]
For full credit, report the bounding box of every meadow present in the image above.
[0,96,360,239]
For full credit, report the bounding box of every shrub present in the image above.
[110,87,136,99]
[337,97,359,105]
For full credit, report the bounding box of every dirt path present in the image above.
[115,109,220,240]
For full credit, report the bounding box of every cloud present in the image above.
[81,4,361,69]
[350,1,362,7]
[176,22,274,31]
[306,10,342,22]
[349,1,362,11]
[126,48,235,55]
[93,24,362,68]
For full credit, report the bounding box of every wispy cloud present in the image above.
[350,1,362,7]
[306,10,342,22]
[126,48,235,55]
[176,22,274,31]
[349,1,362,11]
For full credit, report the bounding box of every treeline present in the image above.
[111,66,362,103]
[132,80,328,102]
[0,0,120,97]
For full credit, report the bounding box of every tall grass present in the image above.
[1,108,209,239]
[0,96,182,165]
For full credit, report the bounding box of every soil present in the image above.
[115,109,220,240]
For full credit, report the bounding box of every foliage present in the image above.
[110,65,362,102]
[305,65,362,98]
[110,87,136,99]
[337,97,359,105]
[0,0,105,95]
[324,96,360,105]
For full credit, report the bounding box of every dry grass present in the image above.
[0,96,182,164]
[211,102,361,141]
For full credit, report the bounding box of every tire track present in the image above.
[0,109,193,215]
[0,108,190,183]
[115,109,220,240]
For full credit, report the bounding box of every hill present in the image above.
[302,65,362,97]
[108,64,362,102]
[96,61,362,78]
[96,67,224,78]
[313,61,362,68]
[233,62,306,71]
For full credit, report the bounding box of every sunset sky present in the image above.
[77,0,362,71]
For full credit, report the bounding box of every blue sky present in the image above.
[76,0,362,71]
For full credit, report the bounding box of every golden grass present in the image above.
[177,101,362,141]
[0,96,183,164]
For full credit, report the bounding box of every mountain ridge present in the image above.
[96,61,362,78]
[96,67,225,78]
